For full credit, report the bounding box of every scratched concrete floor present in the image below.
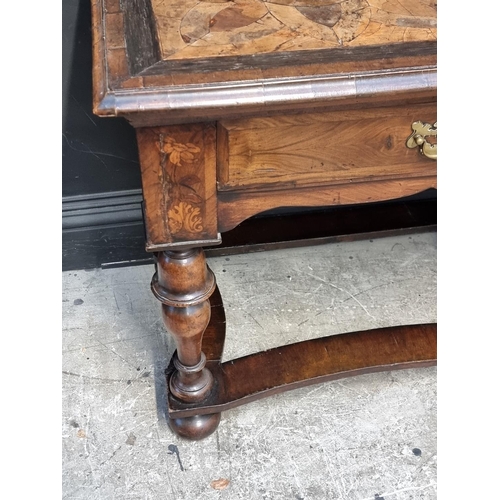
[62,232,437,500]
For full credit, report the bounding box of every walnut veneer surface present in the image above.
[91,0,437,440]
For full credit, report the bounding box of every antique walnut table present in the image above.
[91,0,437,440]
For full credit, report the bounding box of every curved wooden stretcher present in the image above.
[167,286,436,439]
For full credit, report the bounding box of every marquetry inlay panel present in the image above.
[151,0,436,61]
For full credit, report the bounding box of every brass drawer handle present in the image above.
[406,121,437,160]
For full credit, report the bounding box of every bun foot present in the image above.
[168,412,221,440]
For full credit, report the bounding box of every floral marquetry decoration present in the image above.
[154,133,207,236]
[136,123,218,249]
[167,202,204,234]
[157,136,201,166]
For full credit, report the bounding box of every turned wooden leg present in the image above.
[151,248,221,440]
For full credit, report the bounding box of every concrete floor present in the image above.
[62,232,437,500]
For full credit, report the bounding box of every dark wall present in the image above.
[63,0,141,197]
[63,0,150,271]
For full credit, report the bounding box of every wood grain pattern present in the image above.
[122,0,162,74]
[154,249,216,397]
[217,103,437,192]
[151,0,436,62]
[168,318,437,418]
[136,124,220,250]
[90,0,108,112]
[154,249,222,439]
[91,1,436,123]
[91,0,436,121]
[217,177,437,232]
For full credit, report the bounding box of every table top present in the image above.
[91,0,437,124]
[152,0,436,63]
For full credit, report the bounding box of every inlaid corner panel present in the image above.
[152,0,436,62]
[136,124,218,250]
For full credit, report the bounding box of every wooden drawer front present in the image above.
[217,104,436,192]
